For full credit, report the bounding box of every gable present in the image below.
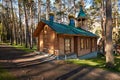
[33,21,45,37]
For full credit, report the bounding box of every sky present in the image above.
[118,0,120,11]
[0,0,2,3]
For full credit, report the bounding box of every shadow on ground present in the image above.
[0,44,120,80]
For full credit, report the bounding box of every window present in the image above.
[84,39,86,49]
[92,39,94,48]
[80,38,84,50]
[64,38,71,53]
[86,39,89,49]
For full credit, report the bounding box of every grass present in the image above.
[11,44,37,52]
[66,55,120,72]
[0,42,37,52]
[0,68,16,80]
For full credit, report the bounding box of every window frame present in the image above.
[86,38,89,49]
[64,38,71,54]
[92,38,95,48]
[80,38,84,50]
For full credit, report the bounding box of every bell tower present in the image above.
[76,4,87,30]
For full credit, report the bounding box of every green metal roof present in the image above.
[41,19,97,37]
[77,5,87,18]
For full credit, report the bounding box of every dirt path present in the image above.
[0,44,120,80]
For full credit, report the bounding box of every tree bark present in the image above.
[23,0,30,48]
[105,0,114,67]
[10,0,17,45]
[29,1,34,49]
[18,0,23,46]
[101,0,105,54]
[46,0,50,20]
[38,0,41,22]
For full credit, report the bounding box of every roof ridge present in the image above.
[41,19,97,37]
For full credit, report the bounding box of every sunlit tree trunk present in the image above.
[73,0,76,14]
[14,12,19,45]
[101,0,105,54]
[73,0,77,27]
[38,0,41,22]
[1,1,4,42]
[105,0,114,67]
[113,0,119,44]
[46,0,50,20]
[0,23,2,42]
[10,0,17,45]
[23,0,30,48]
[0,3,2,42]
[10,13,14,45]
[59,0,62,22]
[18,0,23,46]
[3,0,13,44]
[29,1,34,49]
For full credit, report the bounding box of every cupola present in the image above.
[68,14,75,26]
[49,12,54,22]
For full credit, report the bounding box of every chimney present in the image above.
[49,12,54,22]
[68,14,75,26]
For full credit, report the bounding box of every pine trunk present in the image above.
[18,0,23,46]
[105,0,114,67]
[38,0,41,22]
[23,1,30,48]
[10,0,17,45]
[30,5,33,49]
[46,0,50,20]
[101,0,105,54]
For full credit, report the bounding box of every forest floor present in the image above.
[0,44,120,80]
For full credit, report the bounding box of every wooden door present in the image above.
[74,36,78,55]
